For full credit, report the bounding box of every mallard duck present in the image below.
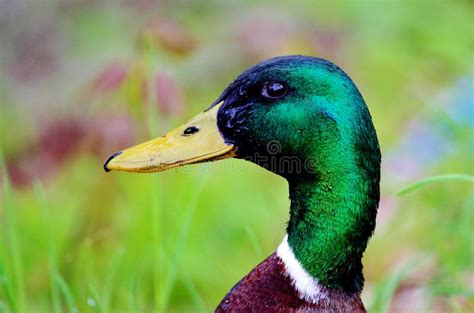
[104,55,381,312]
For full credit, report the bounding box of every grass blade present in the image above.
[34,181,61,313]
[87,284,101,313]
[0,260,14,313]
[182,274,207,313]
[1,162,26,313]
[369,257,425,313]
[102,248,124,313]
[396,174,474,196]
[53,272,78,313]
[128,274,142,313]
[158,175,207,311]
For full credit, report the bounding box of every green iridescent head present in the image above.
[213,56,380,292]
[215,56,379,181]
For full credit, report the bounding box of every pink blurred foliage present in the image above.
[88,113,135,157]
[154,72,184,116]
[141,17,197,56]
[375,196,397,229]
[390,286,431,313]
[6,117,86,188]
[385,256,441,313]
[311,28,347,61]
[391,284,472,313]
[6,20,59,83]
[6,113,135,189]
[90,63,128,94]
[237,11,293,59]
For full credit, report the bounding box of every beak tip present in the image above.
[103,151,123,172]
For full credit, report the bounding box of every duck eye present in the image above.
[261,82,287,99]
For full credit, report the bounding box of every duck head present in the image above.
[104,55,379,182]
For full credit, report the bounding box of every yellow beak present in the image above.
[104,102,236,173]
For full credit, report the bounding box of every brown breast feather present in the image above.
[215,253,366,313]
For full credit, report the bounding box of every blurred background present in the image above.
[0,1,473,312]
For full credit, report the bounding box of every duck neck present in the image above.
[284,147,380,294]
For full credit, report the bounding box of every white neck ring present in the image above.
[276,235,327,304]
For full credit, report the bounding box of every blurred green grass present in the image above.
[0,1,473,312]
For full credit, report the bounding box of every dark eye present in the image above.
[261,82,287,99]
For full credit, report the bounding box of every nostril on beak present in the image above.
[103,151,123,172]
[182,126,199,136]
